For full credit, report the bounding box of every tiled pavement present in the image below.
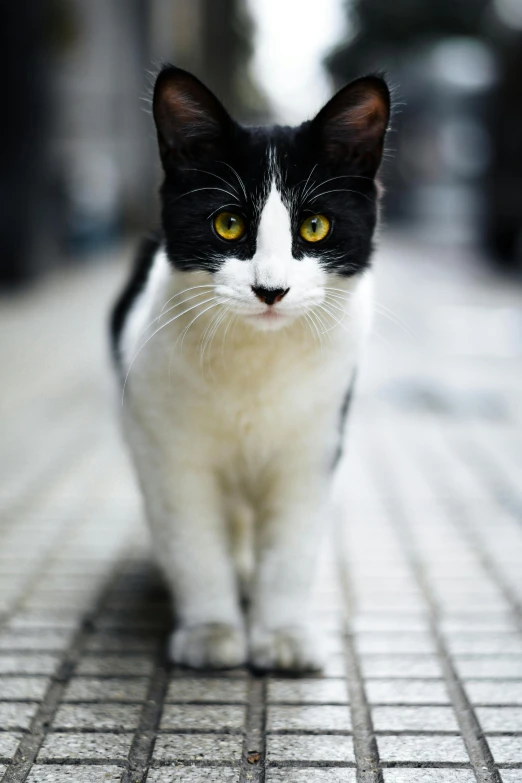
[1,234,521,781]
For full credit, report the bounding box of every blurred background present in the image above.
[1,7,521,775]
[2,0,522,286]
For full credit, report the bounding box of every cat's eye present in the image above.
[299,214,330,243]
[213,211,246,241]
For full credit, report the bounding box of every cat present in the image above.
[111,65,390,671]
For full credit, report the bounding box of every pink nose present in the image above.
[251,286,289,305]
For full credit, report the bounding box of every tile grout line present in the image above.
[424,428,522,637]
[239,675,266,783]
[451,436,522,530]
[339,564,384,783]
[371,445,503,783]
[0,562,132,783]
[119,644,170,783]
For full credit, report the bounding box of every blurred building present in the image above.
[326,0,522,270]
[1,0,262,287]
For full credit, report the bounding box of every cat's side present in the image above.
[111,66,390,671]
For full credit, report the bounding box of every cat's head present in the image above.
[153,66,390,331]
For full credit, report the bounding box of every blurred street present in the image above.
[0,233,521,781]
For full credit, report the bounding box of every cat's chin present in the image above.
[244,310,294,332]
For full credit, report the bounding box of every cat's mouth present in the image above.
[245,306,292,331]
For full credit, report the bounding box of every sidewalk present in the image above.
[0,235,521,782]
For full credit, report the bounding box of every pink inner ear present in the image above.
[159,86,217,133]
[339,92,388,141]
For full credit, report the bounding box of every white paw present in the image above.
[249,625,325,672]
[169,623,247,669]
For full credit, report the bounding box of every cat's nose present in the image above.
[251,286,289,306]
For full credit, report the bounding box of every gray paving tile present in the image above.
[501,772,522,782]
[160,704,246,731]
[465,680,522,704]
[355,633,435,654]
[0,630,73,651]
[454,656,522,678]
[52,703,142,730]
[0,654,59,675]
[152,733,243,762]
[38,732,133,761]
[445,634,522,655]
[75,654,155,676]
[267,704,351,732]
[62,676,149,702]
[84,634,158,652]
[477,707,522,732]
[0,701,38,729]
[266,734,354,763]
[26,766,123,782]
[322,653,347,677]
[0,676,49,700]
[266,771,356,782]
[366,679,449,704]
[147,769,240,782]
[166,678,248,702]
[0,732,22,760]
[360,655,442,678]
[267,679,349,704]
[383,771,476,782]
[372,705,460,732]
[352,616,430,633]
[377,735,469,763]
[487,735,522,764]
[0,766,5,777]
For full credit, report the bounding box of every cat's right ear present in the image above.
[153,66,232,167]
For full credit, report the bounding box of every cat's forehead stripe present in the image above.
[255,178,293,262]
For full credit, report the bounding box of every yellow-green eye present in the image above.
[213,211,246,241]
[299,214,330,243]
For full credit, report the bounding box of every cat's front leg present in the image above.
[135,450,246,669]
[249,466,329,672]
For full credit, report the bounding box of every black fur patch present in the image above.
[332,370,358,469]
[154,66,390,278]
[110,233,161,363]
[111,67,390,363]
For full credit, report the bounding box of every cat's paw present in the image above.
[169,623,247,669]
[249,625,324,672]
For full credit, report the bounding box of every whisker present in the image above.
[315,302,351,334]
[202,308,229,371]
[183,168,240,195]
[169,300,221,384]
[325,289,413,335]
[159,285,215,316]
[199,307,226,368]
[302,309,321,346]
[121,296,217,405]
[305,174,374,199]
[310,188,373,204]
[216,161,248,200]
[303,311,321,347]
[206,203,241,220]
[221,311,237,366]
[312,308,332,342]
[177,300,221,355]
[173,186,241,203]
[301,163,318,201]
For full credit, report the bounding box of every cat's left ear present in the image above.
[312,75,390,177]
[153,65,233,168]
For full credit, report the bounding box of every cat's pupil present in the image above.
[227,217,234,230]
[311,218,318,233]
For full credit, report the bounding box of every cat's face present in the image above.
[153,67,390,331]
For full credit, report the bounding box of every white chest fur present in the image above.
[120,248,372,480]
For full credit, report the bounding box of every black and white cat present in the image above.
[111,66,390,671]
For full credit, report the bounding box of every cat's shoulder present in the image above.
[110,232,163,363]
